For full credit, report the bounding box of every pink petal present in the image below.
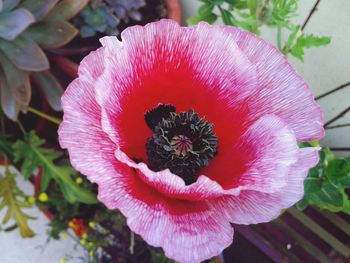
[58,47,117,183]
[223,26,324,141]
[213,147,320,224]
[94,20,258,160]
[97,161,234,263]
[204,115,299,191]
[115,148,241,200]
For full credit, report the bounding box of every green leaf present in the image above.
[0,8,35,41]
[246,0,259,13]
[198,3,215,17]
[284,25,301,54]
[313,182,344,208]
[187,13,218,25]
[290,34,331,61]
[220,9,235,25]
[0,135,14,159]
[326,158,350,182]
[304,168,322,193]
[19,0,58,21]
[32,71,63,111]
[13,131,98,204]
[0,35,49,71]
[0,168,35,237]
[46,0,89,21]
[26,20,78,49]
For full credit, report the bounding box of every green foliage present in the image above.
[73,0,146,38]
[0,0,88,121]
[13,131,97,204]
[284,30,331,61]
[188,0,330,61]
[297,146,350,214]
[0,168,36,237]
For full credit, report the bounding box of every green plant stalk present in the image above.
[28,107,61,125]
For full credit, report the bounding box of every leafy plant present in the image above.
[73,0,146,37]
[297,144,350,214]
[188,0,330,61]
[13,131,97,204]
[0,167,36,237]
[0,0,88,120]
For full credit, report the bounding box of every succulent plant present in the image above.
[0,0,88,121]
[73,0,146,38]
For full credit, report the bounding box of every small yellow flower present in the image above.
[38,193,48,202]
[87,242,94,248]
[62,232,68,238]
[60,259,66,263]
[89,250,94,257]
[80,239,86,246]
[28,196,36,204]
[82,233,88,240]
[88,221,95,229]
[75,177,83,185]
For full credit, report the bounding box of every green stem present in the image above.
[16,120,26,136]
[28,107,61,125]
[277,25,282,51]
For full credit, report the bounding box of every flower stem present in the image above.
[28,107,61,125]
[16,120,26,136]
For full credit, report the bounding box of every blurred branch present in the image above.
[316,81,350,100]
[301,0,321,31]
[326,123,350,130]
[329,147,350,151]
[324,106,350,128]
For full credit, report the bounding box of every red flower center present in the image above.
[145,104,218,184]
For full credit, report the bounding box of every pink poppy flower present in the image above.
[58,20,323,263]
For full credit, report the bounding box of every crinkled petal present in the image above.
[223,26,324,141]
[58,48,119,184]
[95,20,257,160]
[98,161,234,263]
[212,147,320,224]
[58,44,234,263]
[204,114,299,190]
[115,149,241,200]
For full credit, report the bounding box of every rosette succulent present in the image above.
[59,20,324,262]
[73,0,146,37]
[0,0,88,120]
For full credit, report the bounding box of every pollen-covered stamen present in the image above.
[170,135,193,157]
[145,104,218,185]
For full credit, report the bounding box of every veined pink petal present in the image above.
[94,20,258,160]
[205,115,299,190]
[223,26,324,141]
[97,160,233,263]
[58,19,324,263]
[212,147,320,224]
[115,148,241,200]
[58,47,118,184]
